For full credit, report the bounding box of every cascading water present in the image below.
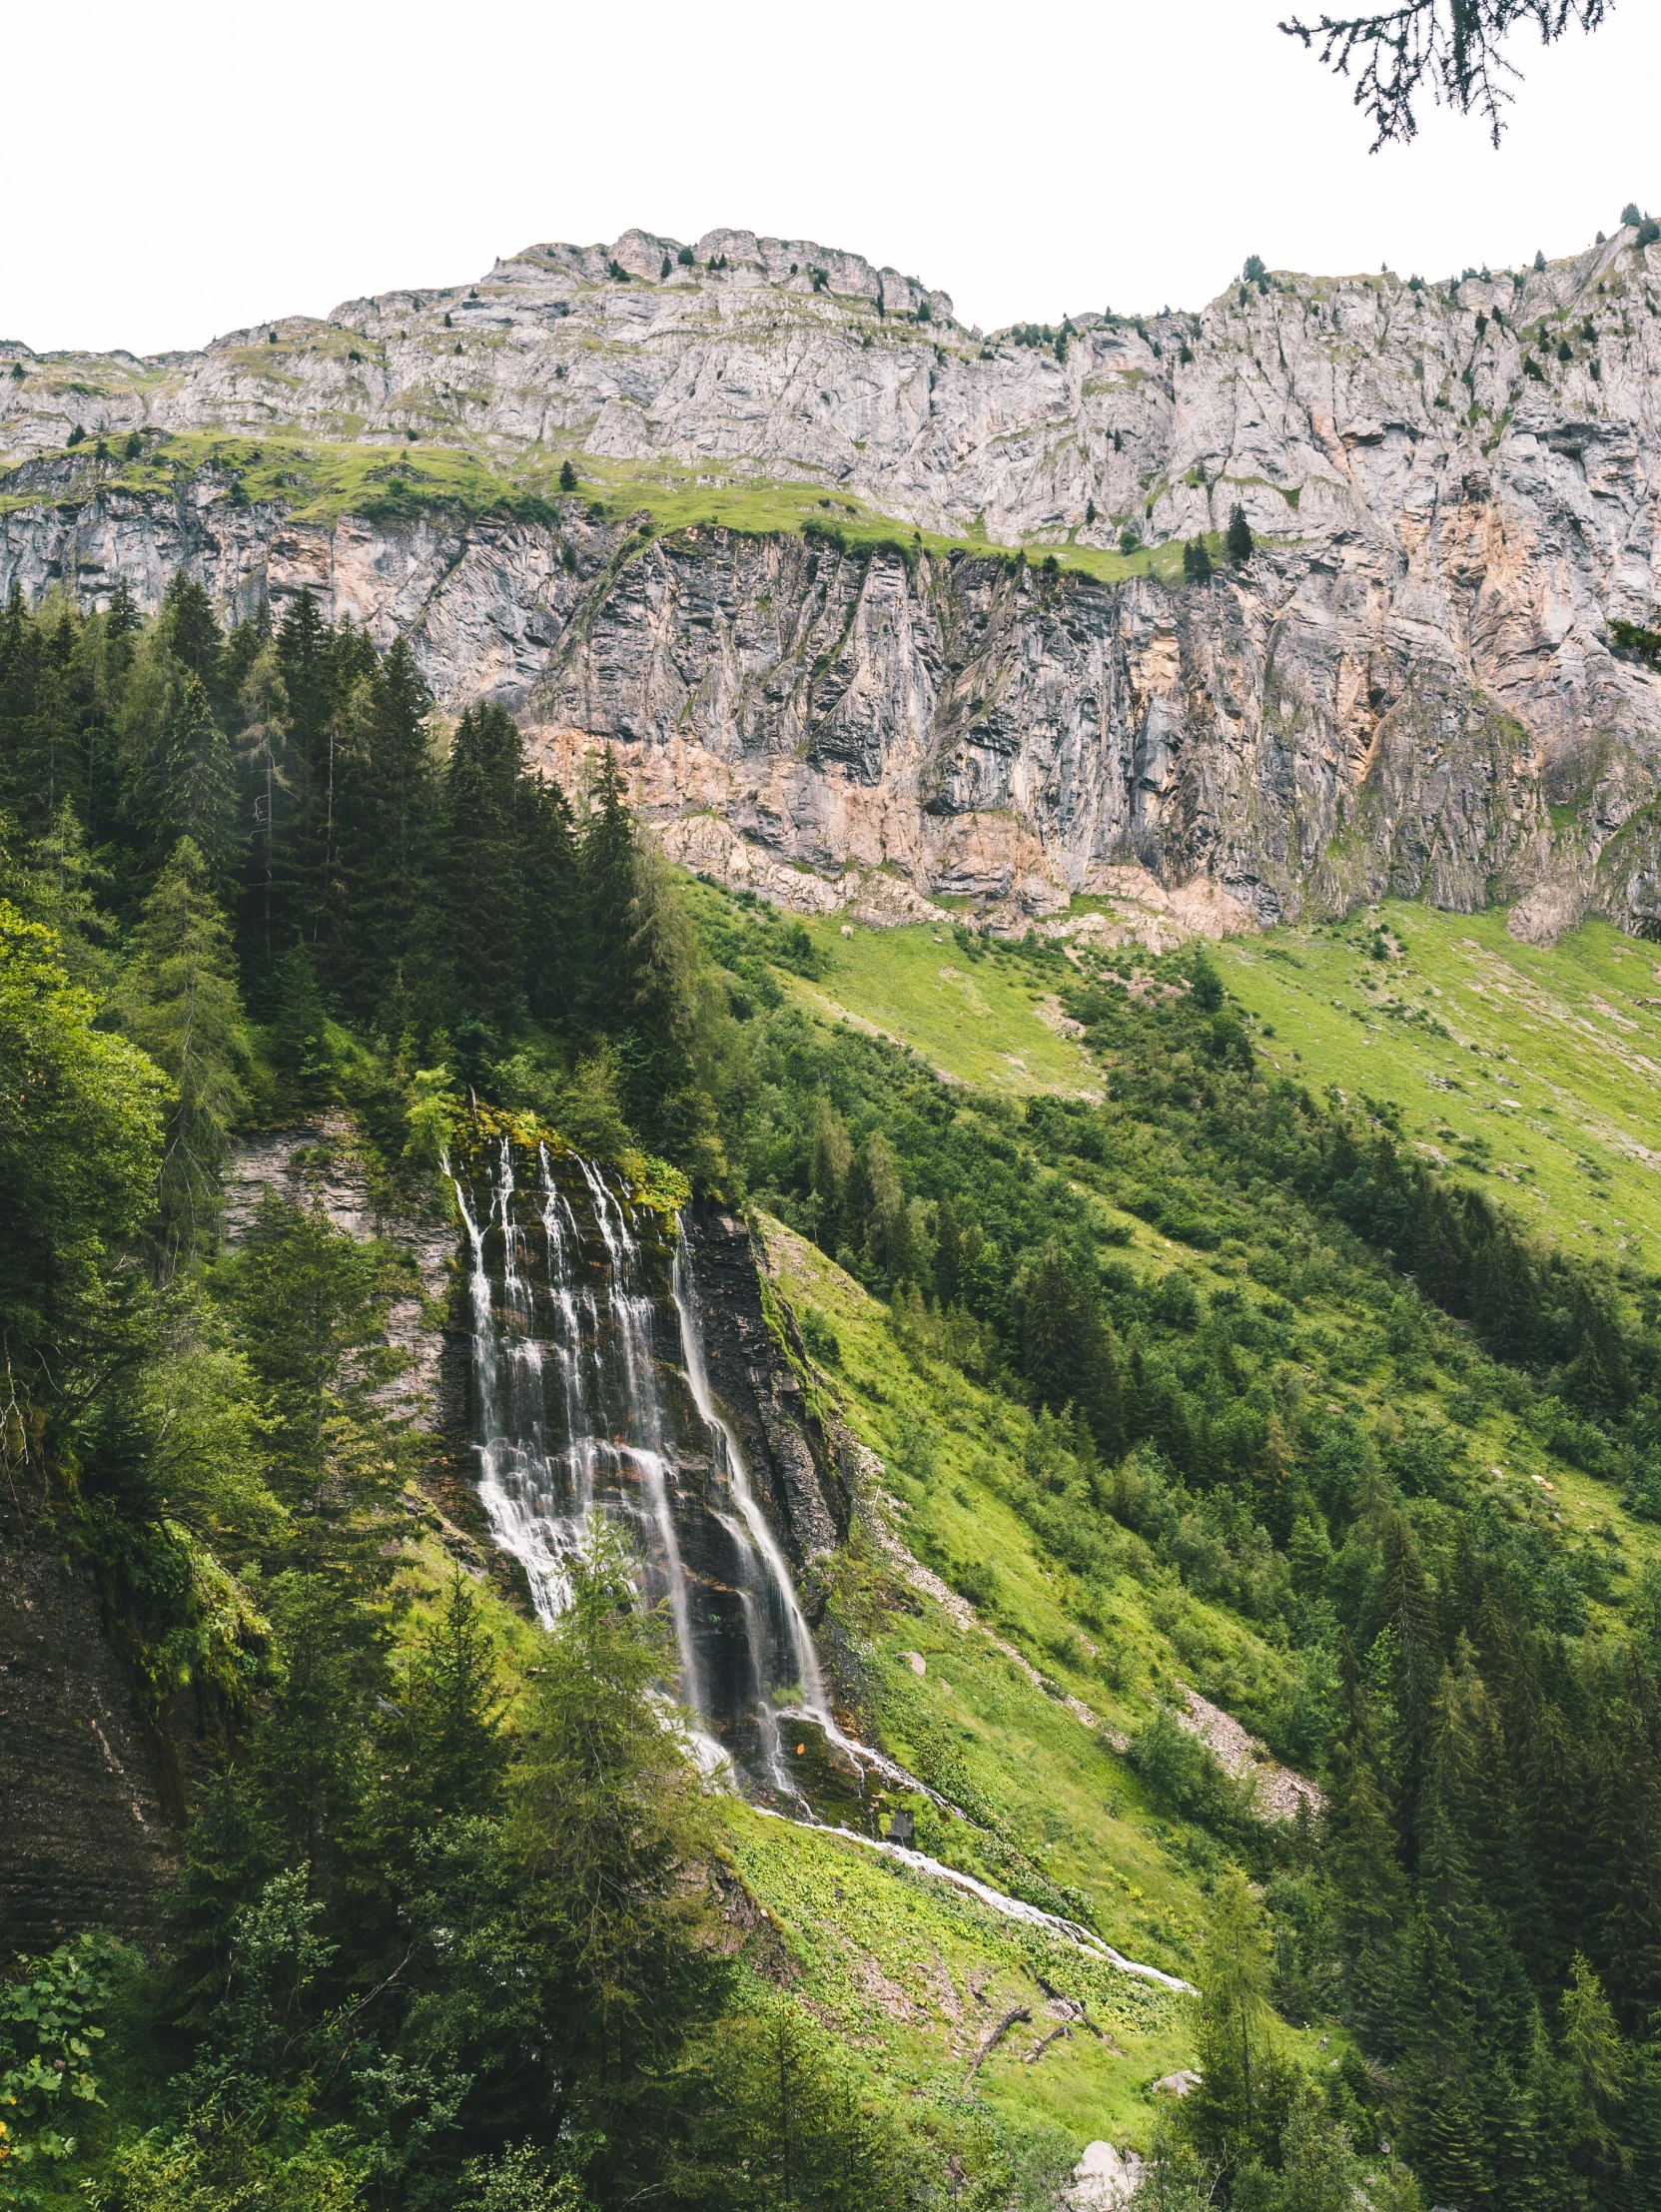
[448,1133,829,1799]
[446,1126,1193,1983]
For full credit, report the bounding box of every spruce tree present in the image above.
[808,1092,853,1254]
[118,836,250,1268]
[447,701,528,1034]
[335,636,443,1023]
[160,572,226,709]
[268,944,335,1112]
[121,649,242,887]
[518,767,579,1027]
[1226,502,1254,562]
[1183,536,1214,583]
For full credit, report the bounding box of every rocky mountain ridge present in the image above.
[4,222,1661,934]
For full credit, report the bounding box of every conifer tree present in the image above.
[160,572,227,709]
[808,1092,853,1253]
[1179,1870,1298,2175]
[518,767,579,1027]
[331,637,443,1022]
[268,944,335,1112]
[118,836,250,1267]
[232,637,292,989]
[1226,503,1254,562]
[121,649,242,886]
[577,749,639,1033]
[447,701,528,1034]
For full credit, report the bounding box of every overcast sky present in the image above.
[6,0,1657,356]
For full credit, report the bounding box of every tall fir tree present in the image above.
[446,701,528,1035]
[117,836,250,1269]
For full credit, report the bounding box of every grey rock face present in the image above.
[5,225,1661,931]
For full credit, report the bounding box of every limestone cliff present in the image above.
[4,221,1661,934]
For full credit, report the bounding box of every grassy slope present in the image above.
[782,919,1101,1098]
[727,1205,1386,2149]
[710,892,1661,2153]
[0,426,1209,584]
[1210,899,1661,1260]
[774,909,1660,1618]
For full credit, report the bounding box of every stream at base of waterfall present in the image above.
[446,1135,1192,1989]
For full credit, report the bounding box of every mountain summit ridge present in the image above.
[3,220,1661,936]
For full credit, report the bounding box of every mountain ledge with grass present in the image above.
[5,222,1661,933]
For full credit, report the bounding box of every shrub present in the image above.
[66,423,85,447]
[798,1303,841,1365]
[677,245,695,267]
[1119,526,1140,556]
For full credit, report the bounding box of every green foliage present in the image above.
[1226,505,1254,563]
[118,840,251,1267]
[0,899,165,1413]
[0,1933,128,2187]
[1183,537,1214,583]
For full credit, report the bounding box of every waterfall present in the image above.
[447,1135,830,1799]
[446,1129,1193,1993]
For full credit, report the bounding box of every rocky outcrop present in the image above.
[683,1205,848,1561]
[0,1493,184,1953]
[5,222,1661,933]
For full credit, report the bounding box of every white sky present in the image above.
[4,0,1657,356]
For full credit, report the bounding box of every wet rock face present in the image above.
[5,227,1661,931]
[681,1203,847,1561]
[0,1495,183,1953]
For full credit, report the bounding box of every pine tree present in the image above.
[335,636,443,1022]
[447,701,529,1034]
[518,768,579,1027]
[232,637,292,991]
[121,647,242,886]
[1226,503,1254,562]
[808,1093,853,1254]
[381,1568,507,1827]
[223,1188,406,1570]
[160,572,227,711]
[1558,1953,1632,2196]
[1179,1870,1298,2175]
[118,836,250,1267]
[268,945,334,1112]
[577,749,638,1033]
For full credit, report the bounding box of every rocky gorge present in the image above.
[4,219,1661,937]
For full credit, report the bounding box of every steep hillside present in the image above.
[5,220,1661,933]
